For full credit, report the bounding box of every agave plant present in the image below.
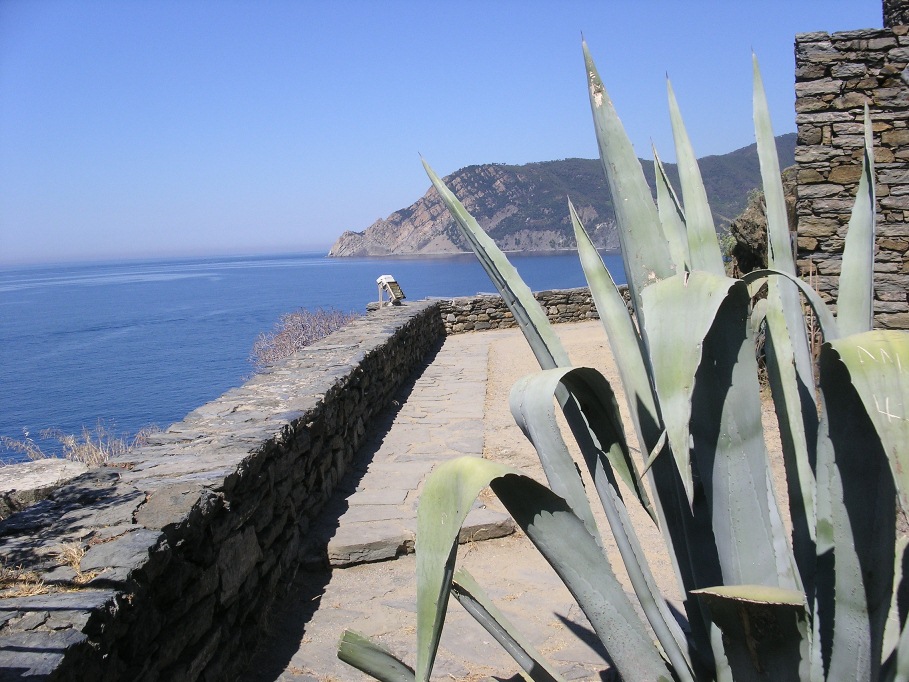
[337,41,909,682]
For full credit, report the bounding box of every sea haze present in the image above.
[0,250,626,463]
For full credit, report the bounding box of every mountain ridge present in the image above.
[328,133,796,257]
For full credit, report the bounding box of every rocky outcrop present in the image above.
[729,167,799,274]
[329,135,797,258]
[328,162,619,257]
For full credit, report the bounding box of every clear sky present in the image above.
[0,0,883,265]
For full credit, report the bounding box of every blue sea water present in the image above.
[0,250,625,463]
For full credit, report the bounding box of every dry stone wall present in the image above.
[794,24,909,329]
[438,287,614,334]
[0,302,444,681]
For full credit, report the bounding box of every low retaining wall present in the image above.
[0,288,610,681]
[0,301,444,681]
[438,287,601,333]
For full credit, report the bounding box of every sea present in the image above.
[0,250,626,463]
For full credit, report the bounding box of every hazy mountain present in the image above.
[328,133,796,257]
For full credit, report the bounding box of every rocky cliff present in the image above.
[329,134,797,257]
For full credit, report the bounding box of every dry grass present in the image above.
[0,564,48,597]
[53,543,102,585]
[54,543,84,571]
[250,307,360,369]
[0,422,160,467]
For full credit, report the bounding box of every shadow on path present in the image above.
[242,339,444,680]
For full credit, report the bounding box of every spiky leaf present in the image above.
[451,569,567,682]
[583,40,672,326]
[753,54,819,598]
[837,105,877,336]
[416,457,672,682]
[643,272,797,588]
[666,79,724,276]
[826,331,909,517]
[693,585,808,681]
[422,159,570,370]
[653,146,691,274]
[816,336,898,680]
[338,630,416,682]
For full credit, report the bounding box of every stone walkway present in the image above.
[300,331,514,568]
[247,325,617,681]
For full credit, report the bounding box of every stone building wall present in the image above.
[885,0,909,29]
[794,19,909,329]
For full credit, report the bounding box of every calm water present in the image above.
[0,250,625,462]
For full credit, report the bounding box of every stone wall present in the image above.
[794,23,909,329]
[438,287,608,334]
[0,301,444,681]
[885,0,909,29]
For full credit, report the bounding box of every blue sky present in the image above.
[0,1,883,265]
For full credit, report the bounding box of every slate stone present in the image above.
[0,629,87,679]
[218,526,263,602]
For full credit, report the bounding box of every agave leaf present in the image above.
[583,40,673,325]
[710,624,735,682]
[570,201,658,460]
[743,269,840,341]
[753,54,800,283]
[882,537,909,668]
[573,202,721,665]
[666,78,725,276]
[338,630,416,682]
[815,337,898,680]
[896,623,909,682]
[416,456,513,680]
[488,472,674,681]
[416,456,673,682]
[640,271,732,503]
[837,104,877,336]
[422,159,570,370]
[450,568,567,682]
[644,272,798,588]
[694,278,799,591]
[763,311,817,595]
[753,72,816,404]
[653,146,691,274]
[510,367,654,521]
[508,370,601,538]
[692,585,808,682]
[753,58,820,596]
[826,331,909,517]
[751,297,768,334]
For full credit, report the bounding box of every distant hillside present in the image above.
[328,133,797,257]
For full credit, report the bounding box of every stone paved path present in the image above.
[300,331,515,568]
[247,325,617,681]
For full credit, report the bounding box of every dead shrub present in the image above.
[250,307,360,369]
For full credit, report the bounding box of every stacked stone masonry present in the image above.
[0,289,613,681]
[438,287,611,334]
[795,22,909,329]
[0,302,445,681]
